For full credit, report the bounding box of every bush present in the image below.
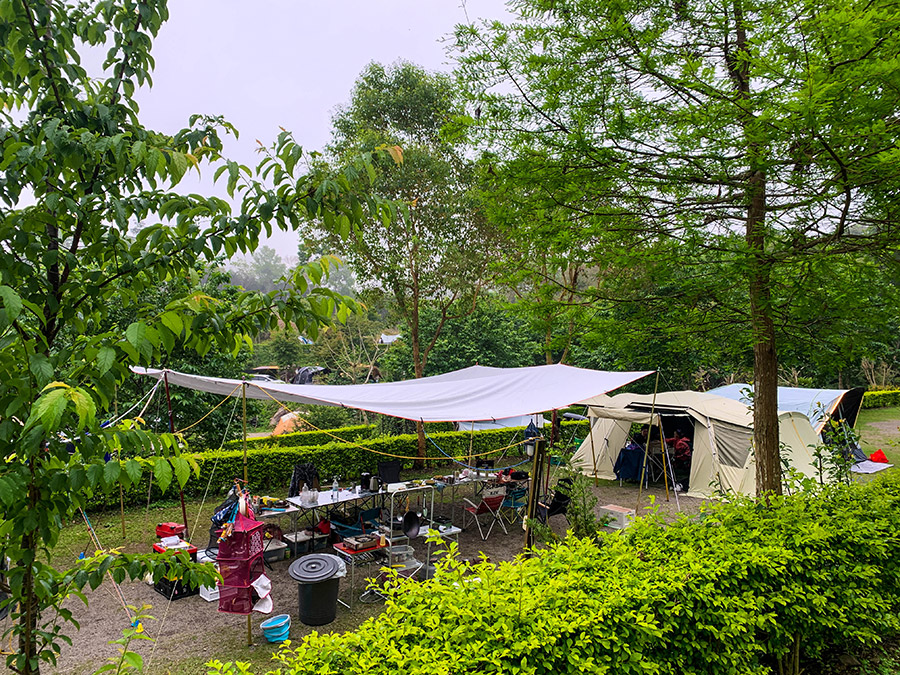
[862,389,900,409]
[90,421,589,509]
[209,476,900,675]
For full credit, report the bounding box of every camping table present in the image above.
[287,487,385,530]
[256,504,300,537]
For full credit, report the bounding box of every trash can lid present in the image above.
[288,554,340,583]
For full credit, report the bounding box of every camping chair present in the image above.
[377,460,402,485]
[501,486,528,525]
[330,507,383,540]
[288,462,320,497]
[537,478,573,523]
[462,494,508,540]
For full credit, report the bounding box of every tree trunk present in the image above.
[747,167,781,497]
[411,320,426,469]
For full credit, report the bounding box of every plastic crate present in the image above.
[217,553,264,587]
[217,584,255,615]
[217,521,264,559]
[263,539,288,562]
[153,575,198,600]
[199,585,220,602]
[284,531,327,555]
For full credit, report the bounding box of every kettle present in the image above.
[369,475,380,492]
[360,472,372,491]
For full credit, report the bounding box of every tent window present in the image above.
[714,422,753,468]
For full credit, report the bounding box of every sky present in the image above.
[133,0,510,256]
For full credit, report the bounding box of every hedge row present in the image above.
[862,389,900,409]
[214,476,900,675]
[91,421,589,509]
[222,424,378,451]
[222,421,457,452]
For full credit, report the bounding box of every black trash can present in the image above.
[287,554,341,626]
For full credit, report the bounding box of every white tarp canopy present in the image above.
[708,383,865,432]
[131,364,652,423]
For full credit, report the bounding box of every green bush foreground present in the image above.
[211,476,900,675]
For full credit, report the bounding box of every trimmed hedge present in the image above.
[211,476,900,675]
[223,424,378,451]
[91,421,589,509]
[223,421,457,452]
[862,389,900,409]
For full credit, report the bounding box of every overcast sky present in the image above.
[134,0,510,256]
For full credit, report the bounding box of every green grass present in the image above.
[856,406,900,464]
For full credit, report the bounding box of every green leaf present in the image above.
[160,311,183,337]
[36,389,68,431]
[124,459,142,486]
[123,652,143,671]
[172,456,190,488]
[154,457,173,493]
[125,322,147,349]
[0,285,22,322]
[28,353,54,387]
[103,460,121,488]
[97,347,116,375]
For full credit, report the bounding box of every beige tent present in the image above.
[571,390,822,499]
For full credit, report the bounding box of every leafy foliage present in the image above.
[213,476,900,675]
[0,1,394,671]
[453,0,900,492]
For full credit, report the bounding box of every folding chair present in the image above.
[537,478,573,523]
[501,486,528,525]
[377,460,402,485]
[462,494,508,540]
[288,462,320,497]
[330,507,383,540]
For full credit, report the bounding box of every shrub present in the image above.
[862,390,900,409]
[91,422,589,509]
[209,476,900,675]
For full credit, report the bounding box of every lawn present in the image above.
[856,406,900,464]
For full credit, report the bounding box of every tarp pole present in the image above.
[588,417,599,487]
[163,371,190,540]
[523,437,546,551]
[242,383,248,484]
[637,372,660,511]
[658,415,670,502]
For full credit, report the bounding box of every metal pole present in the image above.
[163,371,190,540]
[636,372,660,512]
[242,383,248,484]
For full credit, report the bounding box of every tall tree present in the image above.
[311,61,499,461]
[454,0,900,495]
[0,1,390,671]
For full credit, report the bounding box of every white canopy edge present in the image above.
[131,364,653,423]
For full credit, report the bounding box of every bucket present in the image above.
[260,614,291,643]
